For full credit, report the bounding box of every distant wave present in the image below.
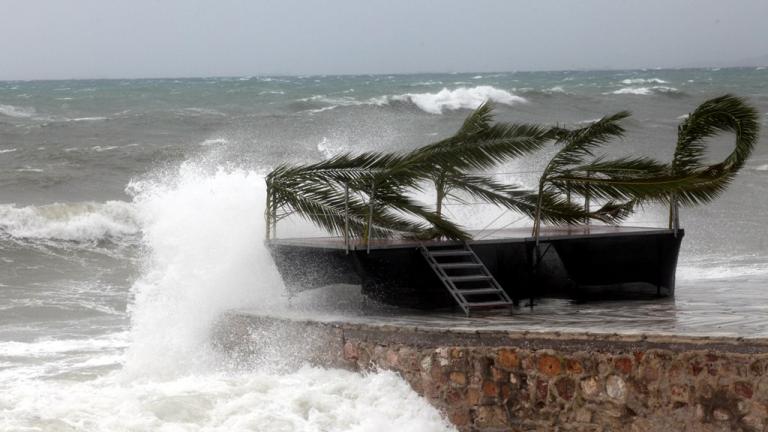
[620,78,668,85]
[388,86,527,114]
[68,116,108,122]
[0,148,17,154]
[517,86,570,97]
[199,137,229,146]
[609,86,683,96]
[294,86,527,115]
[0,104,36,118]
[0,201,139,242]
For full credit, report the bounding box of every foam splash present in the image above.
[124,165,285,376]
[0,201,138,242]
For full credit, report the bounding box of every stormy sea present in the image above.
[1,68,767,430]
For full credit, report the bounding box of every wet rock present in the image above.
[606,375,627,401]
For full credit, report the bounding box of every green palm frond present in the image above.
[548,95,760,209]
[674,94,760,174]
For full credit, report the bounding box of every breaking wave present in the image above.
[294,86,526,115]
[0,201,139,242]
[0,104,36,119]
[389,86,527,114]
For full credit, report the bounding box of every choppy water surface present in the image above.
[1,69,768,430]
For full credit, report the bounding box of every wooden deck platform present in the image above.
[268,225,671,250]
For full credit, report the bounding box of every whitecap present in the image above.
[620,78,668,85]
[258,90,285,95]
[91,145,119,152]
[15,167,44,173]
[389,86,527,114]
[544,86,566,94]
[472,75,483,79]
[69,116,108,122]
[0,104,36,118]
[199,138,229,146]
[308,105,339,114]
[609,86,680,96]
[0,148,17,154]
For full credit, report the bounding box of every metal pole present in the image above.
[344,182,350,254]
[366,180,375,254]
[265,183,272,241]
[584,173,591,227]
[672,195,680,237]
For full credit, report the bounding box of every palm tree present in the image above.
[539,95,760,229]
[266,103,601,243]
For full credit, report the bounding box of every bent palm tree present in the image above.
[266,103,597,242]
[543,95,760,222]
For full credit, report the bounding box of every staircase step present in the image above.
[437,262,483,269]
[467,301,513,308]
[448,275,492,283]
[428,250,473,257]
[457,288,502,295]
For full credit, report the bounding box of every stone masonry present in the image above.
[216,314,768,432]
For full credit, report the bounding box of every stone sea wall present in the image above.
[216,314,768,432]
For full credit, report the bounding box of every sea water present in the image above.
[1,69,768,430]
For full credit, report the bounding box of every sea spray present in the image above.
[124,163,284,377]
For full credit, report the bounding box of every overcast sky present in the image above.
[1,0,767,80]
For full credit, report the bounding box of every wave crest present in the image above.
[610,86,683,96]
[620,78,668,85]
[0,104,36,119]
[390,86,527,114]
[0,201,139,242]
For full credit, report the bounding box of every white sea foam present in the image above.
[0,104,36,118]
[610,86,680,96]
[0,366,455,432]
[0,201,139,241]
[0,333,129,358]
[200,137,229,146]
[70,116,108,122]
[91,145,119,152]
[620,78,668,85]
[0,148,17,154]
[308,105,339,114]
[390,86,527,114]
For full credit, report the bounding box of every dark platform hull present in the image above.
[268,226,684,309]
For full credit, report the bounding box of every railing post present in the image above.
[584,173,591,227]
[344,182,350,254]
[366,180,375,254]
[265,181,272,241]
[672,195,680,237]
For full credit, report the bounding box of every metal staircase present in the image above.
[419,242,514,316]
